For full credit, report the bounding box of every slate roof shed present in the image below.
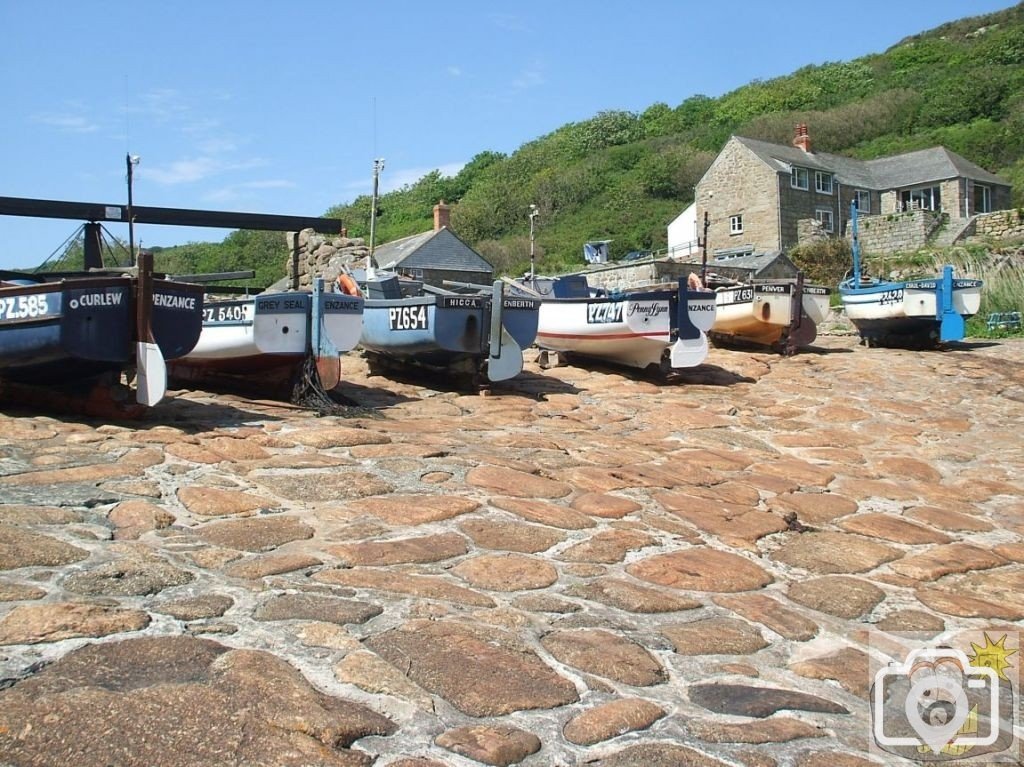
[373,203,494,289]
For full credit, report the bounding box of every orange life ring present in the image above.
[337,273,362,297]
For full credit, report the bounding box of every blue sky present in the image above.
[1,0,1015,269]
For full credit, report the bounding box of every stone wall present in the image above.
[797,218,829,245]
[570,257,786,292]
[845,209,943,255]
[969,208,1024,242]
[284,229,370,289]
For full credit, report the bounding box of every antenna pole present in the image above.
[369,158,384,269]
[126,153,140,265]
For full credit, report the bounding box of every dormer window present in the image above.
[815,171,834,194]
[791,167,809,190]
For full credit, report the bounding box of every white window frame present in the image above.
[815,171,834,195]
[791,167,809,190]
[855,189,871,215]
[729,214,743,235]
[974,184,992,214]
[814,207,834,233]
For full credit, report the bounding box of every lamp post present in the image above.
[126,153,141,265]
[369,158,385,272]
[528,204,539,280]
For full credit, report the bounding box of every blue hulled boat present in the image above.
[839,201,983,348]
[0,254,204,406]
[356,269,540,383]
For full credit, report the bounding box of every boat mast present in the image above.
[850,199,861,284]
[699,211,709,285]
[528,204,539,280]
[126,154,140,265]
[369,158,384,272]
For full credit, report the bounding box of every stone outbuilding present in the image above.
[372,202,494,290]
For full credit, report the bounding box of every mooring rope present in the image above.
[289,355,381,418]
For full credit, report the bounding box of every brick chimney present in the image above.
[793,123,812,153]
[433,200,450,231]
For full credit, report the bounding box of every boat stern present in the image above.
[752,282,796,328]
[668,280,715,369]
[801,285,832,325]
[59,282,134,362]
[253,292,311,354]
[318,289,364,353]
[149,280,205,361]
[500,293,541,349]
[487,281,525,382]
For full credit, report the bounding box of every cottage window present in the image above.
[790,168,809,190]
[815,207,834,233]
[974,184,992,214]
[815,172,833,194]
[729,215,743,235]
[855,189,871,214]
[900,186,941,212]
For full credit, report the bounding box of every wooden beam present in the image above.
[0,196,342,234]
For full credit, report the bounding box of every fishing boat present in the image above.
[707,274,832,354]
[0,155,353,409]
[166,277,363,396]
[0,252,204,408]
[356,268,540,384]
[839,201,982,347]
[518,274,716,373]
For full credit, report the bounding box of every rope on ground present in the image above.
[289,355,381,418]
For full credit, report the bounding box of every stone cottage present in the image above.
[694,125,1012,253]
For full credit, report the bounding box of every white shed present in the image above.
[666,203,699,258]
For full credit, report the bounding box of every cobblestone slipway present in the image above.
[0,336,1021,767]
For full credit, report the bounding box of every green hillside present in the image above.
[156,2,1024,283]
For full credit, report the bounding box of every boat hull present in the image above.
[840,268,982,346]
[359,288,538,382]
[0,275,203,387]
[534,279,716,371]
[168,288,364,395]
[0,278,135,384]
[710,281,830,351]
[536,291,674,369]
[360,295,488,378]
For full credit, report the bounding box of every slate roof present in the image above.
[866,146,1008,188]
[665,250,793,278]
[732,136,1008,190]
[709,250,786,272]
[374,227,493,273]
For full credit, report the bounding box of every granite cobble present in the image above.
[0,336,1022,766]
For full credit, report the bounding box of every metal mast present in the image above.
[369,158,385,269]
[126,153,140,265]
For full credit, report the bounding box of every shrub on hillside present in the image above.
[788,238,853,287]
